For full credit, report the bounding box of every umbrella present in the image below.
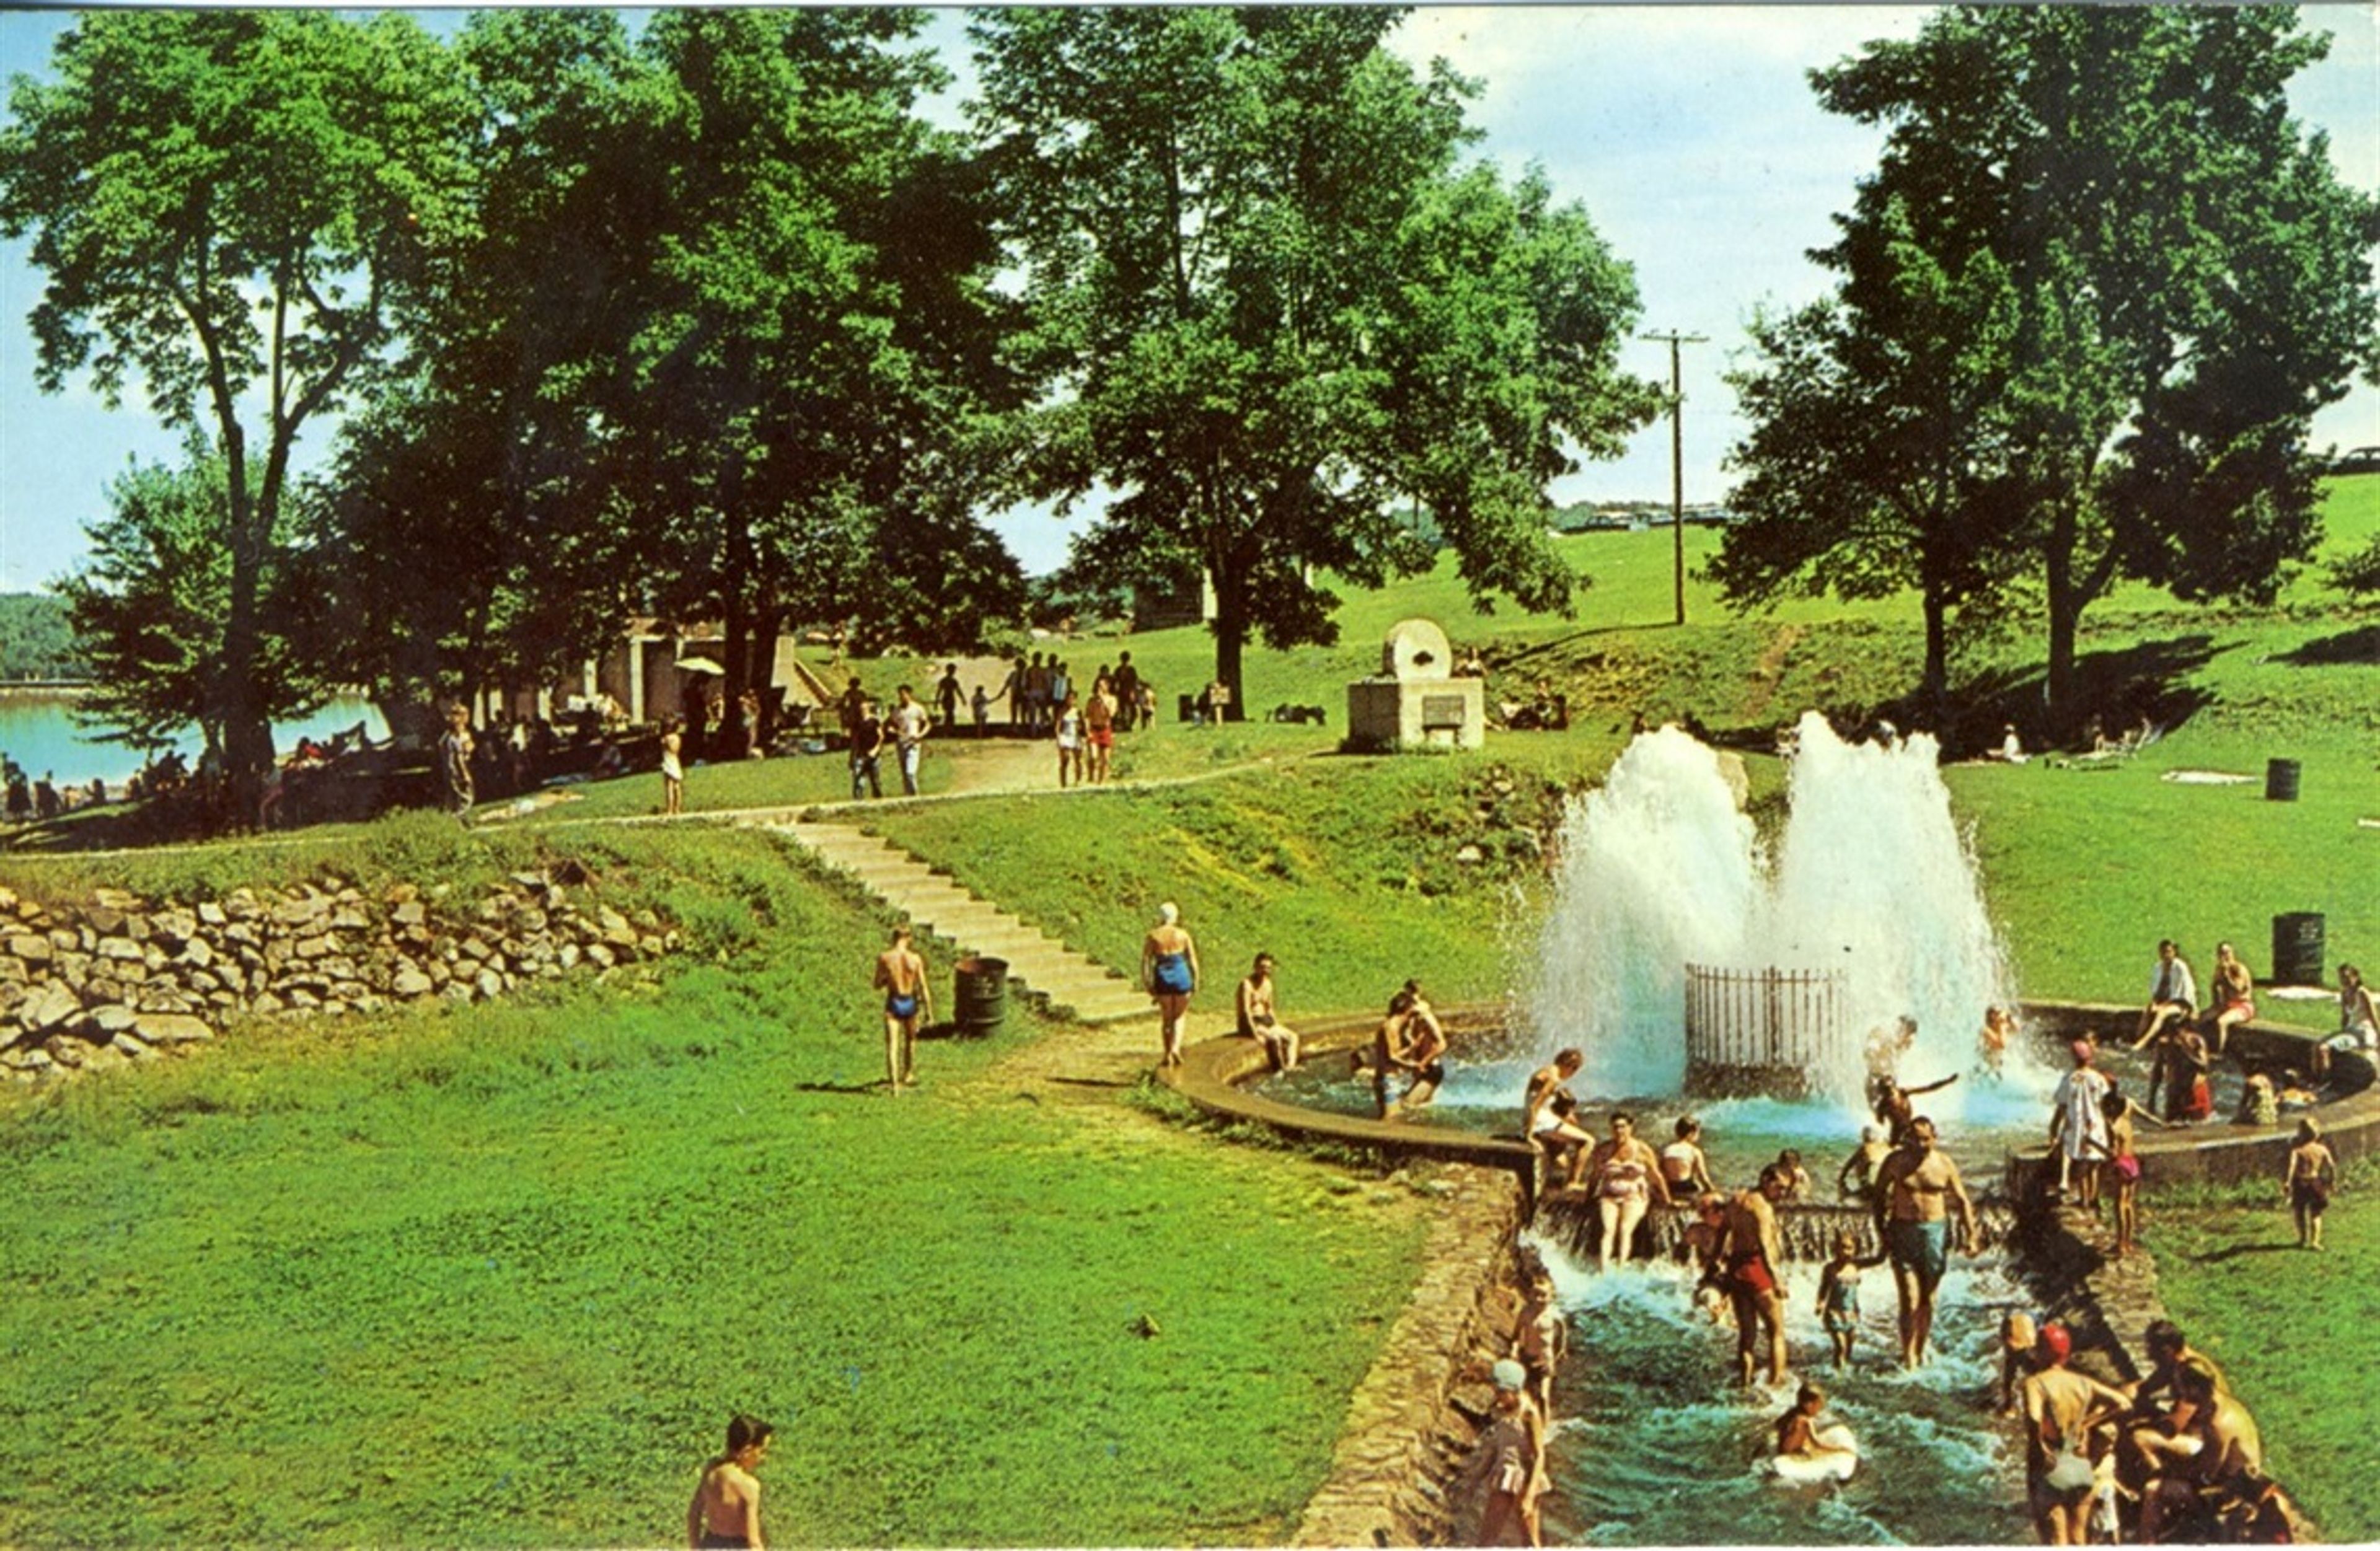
[674,656,725,676]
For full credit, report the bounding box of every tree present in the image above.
[608,9,1026,734]
[0,12,474,794]
[60,449,323,762]
[1807,7,2380,728]
[972,7,1653,713]
[1716,194,2030,703]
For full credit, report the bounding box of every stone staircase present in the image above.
[760,817,1150,1025]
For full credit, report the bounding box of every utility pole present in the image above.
[1642,330,1706,626]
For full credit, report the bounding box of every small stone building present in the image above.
[1346,618,1484,751]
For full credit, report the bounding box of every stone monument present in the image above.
[1346,618,1484,751]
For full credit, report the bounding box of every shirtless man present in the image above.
[1399,982,1449,1111]
[1873,1116,1978,1369]
[1583,1112,1673,1272]
[687,1413,772,1549]
[1717,1165,1792,1387]
[1523,1049,1593,1187]
[2021,1324,2131,1545]
[2138,1364,2265,1544]
[1235,952,1300,1071]
[872,925,930,1093]
[1835,1126,1892,1206]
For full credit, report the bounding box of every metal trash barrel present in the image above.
[954,956,1008,1037]
[2265,758,2301,801]
[2272,913,2325,987]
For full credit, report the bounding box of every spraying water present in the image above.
[1525,713,2041,1123]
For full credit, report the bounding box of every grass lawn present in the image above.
[0,824,1428,1547]
[2144,1164,2380,1541]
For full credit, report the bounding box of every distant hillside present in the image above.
[0,593,88,682]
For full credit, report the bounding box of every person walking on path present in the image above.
[889,684,930,796]
[438,705,475,825]
[1052,690,1084,788]
[1142,902,1199,1070]
[935,662,963,729]
[660,716,685,816]
[873,925,930,1094]
[1874,1116,1978,1369]
[847,699,884,801]
[1083,675,1117,783]
[687,1413,772,1549]
[2285,1118,2337,1249]
[1113,651,1141,732]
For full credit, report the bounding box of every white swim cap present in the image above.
[1491,1359,1527,1392]
[1158,902,1179,925]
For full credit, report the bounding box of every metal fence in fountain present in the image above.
[1681,963,1852,1100]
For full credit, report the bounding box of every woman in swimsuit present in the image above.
[1054,691,1085,788]
[2284,1118,2337,1249]
[687,1413,772,1549]
[660,716,685,816]
[1083,675,1117,784]
[1141,902,1199,1070]
[2166,1027,2213,1122]
[1585,1112,1672,1272]
[2206,942,2256,1056]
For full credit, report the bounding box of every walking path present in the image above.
[763,815,1151,1024]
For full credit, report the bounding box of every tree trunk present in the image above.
[217,438,275,822]
[1210,560,1248,724]
[1919,579,1949,710]
[2043,502,2082,737]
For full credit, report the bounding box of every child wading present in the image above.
[1814,1232,1887,1369]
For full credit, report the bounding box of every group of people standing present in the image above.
[837,680,933,800]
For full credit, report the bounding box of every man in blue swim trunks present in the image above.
[873,925,931,1093]
[1873,1115,1977,1369]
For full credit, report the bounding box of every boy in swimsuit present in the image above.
[1523,1049,1593,1187]
[1512,1272,1567,1421]
[687,1413,772,1549]
[2284,1118,2337,1249]
[1815,1231,1887,1370]
[1773,1382,1847,1465]
[873,925,930,1093]
[1874,1116,1978,1369]
[1399,981,1449,1110]
[1835,1126,1891,1206]
[1718,1166,1792,1387]
[1235,952,1299,1071]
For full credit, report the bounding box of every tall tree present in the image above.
[1807,6,2380,727]
[0,11,474,792]
[1715,195,2030,703]
[611,9,1025,727]
[972,7,1653,713]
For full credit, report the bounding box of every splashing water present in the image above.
[1526,713,2043,1123]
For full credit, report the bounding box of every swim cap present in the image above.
[2071,1039,2095,1064]
[1491,1359,1527,1392]
[2038,1323,2072,1361]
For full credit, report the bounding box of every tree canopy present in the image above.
[971,7,1654,710]
[1727,6,2380,726]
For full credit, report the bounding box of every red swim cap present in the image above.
[2039,1323,2073,1361]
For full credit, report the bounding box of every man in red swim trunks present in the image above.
[1717,1164,1793,1387]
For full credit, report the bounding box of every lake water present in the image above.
[0,690,387,788]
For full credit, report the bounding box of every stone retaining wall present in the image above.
[1292,1162,1533,1547]
[0,871,679,1084]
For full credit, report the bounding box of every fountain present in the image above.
[1525,712,2040,1120]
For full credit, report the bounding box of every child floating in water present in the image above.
[1771,1383,1858,1484]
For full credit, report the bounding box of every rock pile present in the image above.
[0,872,679,1085]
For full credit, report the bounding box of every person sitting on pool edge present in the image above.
[1583,1110,1672,1272]
[1233,951,1299,1072]
[1660,1115,1718,1198]
[1524,1048,1595,1188]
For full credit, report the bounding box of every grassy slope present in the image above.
[0,828,1424,1547]
[2145,1165,2380,1542]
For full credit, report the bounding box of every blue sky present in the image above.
[1,4,2374,591]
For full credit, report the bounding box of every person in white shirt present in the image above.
[889,684,931,796]
[2134,939,2196,1045]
